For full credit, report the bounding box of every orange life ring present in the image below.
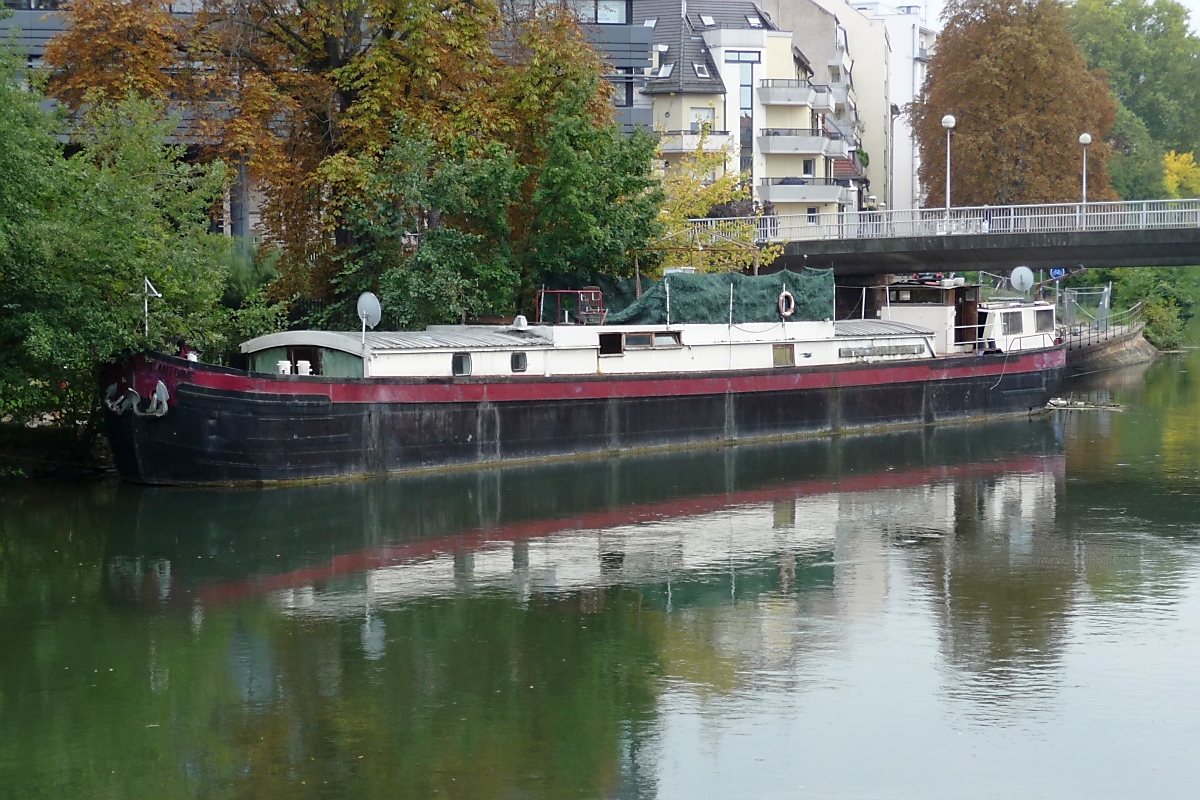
[778,289,795,318]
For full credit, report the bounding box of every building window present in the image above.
[773,344,795,367]
[802,158,815,177]
[693,63,710,79]
[690,106,715,132]
[807,207,819,224]
[724,51,761,63]
[511,352,528,372]
[452,353,472,376]
[568,0,628,24]
[612,68,635,107]
[1003,312,1024,336]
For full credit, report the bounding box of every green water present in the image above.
[4,349,1200,799]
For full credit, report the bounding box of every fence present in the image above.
[692,198,1200,244]
[1065,301,1143,350]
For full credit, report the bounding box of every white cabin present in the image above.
[240,318,941,379]
[879,279,1057,355]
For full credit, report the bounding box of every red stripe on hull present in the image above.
[128,348,1067,407]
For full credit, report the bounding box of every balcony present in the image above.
[757,128,847,158]
[831,83,858,111]
[757,79,815,106]
[758,177,853,206]
[658,129,732,154]
[810,84,835,113]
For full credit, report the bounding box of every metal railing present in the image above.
[759,78,812,88]
[692,199,1200,244]
[1065,302,1143,350]
[758,127,844,139]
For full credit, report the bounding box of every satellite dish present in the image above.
[357,292,381,329]
[1010,266,1035,294]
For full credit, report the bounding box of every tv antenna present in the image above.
[143,277,162,336]
[357,292,381,343]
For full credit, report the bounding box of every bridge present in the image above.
[692,199,1200,276]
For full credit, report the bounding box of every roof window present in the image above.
[699,14,715,26]
[644,17,657,27]
[693,63,710,78]
[747,15,763,27]
[657,62,675,78]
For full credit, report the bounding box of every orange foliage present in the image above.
[45,0,186,107]
[911,0,1117,206]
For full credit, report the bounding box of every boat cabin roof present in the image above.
[240,328,553,357]
[833,319,933,337]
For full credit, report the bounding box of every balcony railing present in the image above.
[660,129,730,137]
[758,78,812,89]
[759,127,843,140]
[760,177,852,187]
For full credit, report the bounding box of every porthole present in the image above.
[511,352,528,372]
[452,352,472,376]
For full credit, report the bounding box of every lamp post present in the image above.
[942,114,956,211]
[1079,132,1092,204]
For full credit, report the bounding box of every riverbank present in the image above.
[1065,327,1158,378]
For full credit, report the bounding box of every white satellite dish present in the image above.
[1010,266,1035,294]
[357,292,381,343]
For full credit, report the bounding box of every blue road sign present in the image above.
[1049,268,1067,280]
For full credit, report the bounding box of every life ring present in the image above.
[778,288,795,319]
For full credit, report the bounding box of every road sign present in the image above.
[1049,268,1067,280]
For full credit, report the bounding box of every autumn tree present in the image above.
[911,0,1117,207]
[44,0,187,107]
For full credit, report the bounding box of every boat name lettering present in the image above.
[839,344,926,359]
[154,363,195,381]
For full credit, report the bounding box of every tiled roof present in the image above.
[832,156,868,182]
[636,0,776,96]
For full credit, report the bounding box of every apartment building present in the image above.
[753,0,890,209]
[634,0,860,217]
[853,1,937,209]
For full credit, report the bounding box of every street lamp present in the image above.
[942,114,956,210]
[1079,132,1092,204]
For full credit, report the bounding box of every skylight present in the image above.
[699,14,716,26]
[747,15,763,27]
[693,63,710,78]
[657,63,675,78]
[644,18,657,27]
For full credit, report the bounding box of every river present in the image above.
[3,348,1200,799]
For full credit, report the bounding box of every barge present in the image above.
[103,271,1065,485]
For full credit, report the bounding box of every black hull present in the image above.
[105,352,1064,485]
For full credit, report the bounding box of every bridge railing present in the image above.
[692,199,1200,244]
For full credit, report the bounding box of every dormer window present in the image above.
[657,62,675,78]
[693,63,710,78]
[699,14,715,26]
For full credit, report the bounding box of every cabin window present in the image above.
[599,333,624,355]
[1036,309,1054,332]
[625,333,653,348]
[652,332,681,348]
[452,352,472,376]
[1003,312,1024,336]
[773,344,795,367]
[511,352,528,372]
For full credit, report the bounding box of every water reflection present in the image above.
[5,399,1200,797]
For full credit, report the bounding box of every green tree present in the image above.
[0,81,240,456]
[912,0,1117,206]
[1068,0,1200,155]
[1107,102,1166,199]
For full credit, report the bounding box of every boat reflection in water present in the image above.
[108,420,1065,621]
[23,416,1195,799]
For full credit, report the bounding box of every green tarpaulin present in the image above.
[606,269,833,325]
